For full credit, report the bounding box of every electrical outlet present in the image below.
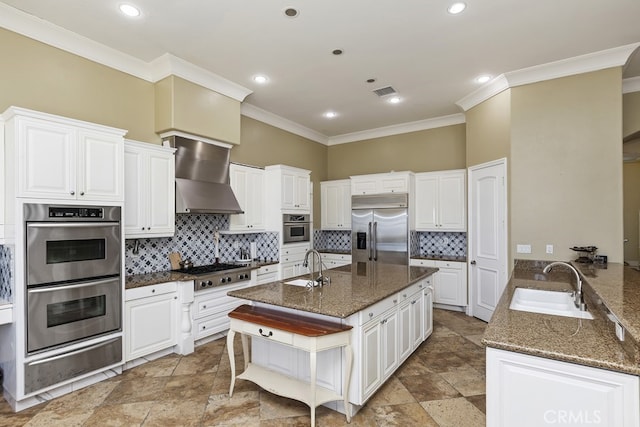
[546,244,554,254]
[516,244,531,254]
[232,240,239,249]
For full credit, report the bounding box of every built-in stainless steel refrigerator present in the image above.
[351,193,409,265]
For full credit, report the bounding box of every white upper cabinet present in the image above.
[4,108,126,202]
[320,179,351,230]
[229,163,265,231]
[124,140,176,238]
[351,172,413,195]
[265,165,311,213]
[415,170,466,231]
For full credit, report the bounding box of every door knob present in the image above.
[470,260,477,265]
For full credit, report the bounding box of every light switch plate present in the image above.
[516,244,532,254]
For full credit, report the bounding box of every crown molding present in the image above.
[456,43,640,111]
[623,76,640,94]
[241,103,328,144]
[0,3,153,80]
[505,42,640,88]
[149,54,252,102]
[455,75,509,112]
[0,3,251,102]
[327,113,466,146]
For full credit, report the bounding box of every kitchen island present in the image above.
[483,260,640,426]
[227,262,437,416]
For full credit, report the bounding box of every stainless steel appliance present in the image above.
[175,263,253,292]
[283,214,311,243]
[24,204,122,354]
[351,193,409,265]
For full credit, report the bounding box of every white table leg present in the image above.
[343,343,353,423]
[227,329,236,396]
[310,350,317,427]
[241,334,250,370]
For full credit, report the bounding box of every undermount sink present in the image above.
[509,288,593,320]
[284,279,312,287]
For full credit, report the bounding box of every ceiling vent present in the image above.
[372,86,397,97]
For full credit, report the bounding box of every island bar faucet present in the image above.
[542,261,587,311]
[302,249,329,287]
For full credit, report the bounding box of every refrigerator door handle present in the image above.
[368,222,373,260]
[373,221,378,261]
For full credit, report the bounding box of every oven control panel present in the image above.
[49,207,104,218]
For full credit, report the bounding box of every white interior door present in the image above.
[468,158,508,322]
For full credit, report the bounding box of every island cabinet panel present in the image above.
[487,348,640,427]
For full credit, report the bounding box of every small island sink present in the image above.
[510,288,593,320]
[284,279,312,287]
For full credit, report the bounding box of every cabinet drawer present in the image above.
[241,321,294,345]
[410,259,437,268]
[257,272,278,284]
[398,282,424,302]
[359,295,398,325]
[126,281,177,301]
[194,312,238,340]
[281,244,309,257]
[258,265,277,275]
[434,260,463,270]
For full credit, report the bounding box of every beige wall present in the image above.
[155,76,241,145]
[623,161,640,262]
[327,124,466,180]
[510,68,623,263]
[0,28,157,142]
[623,91,640,138]
[465,90,511,168]
[232,117,328,225]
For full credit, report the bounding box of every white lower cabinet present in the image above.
[321,253,352,269]
[487,347,640,427]
[125,282,179,362]
[280,243,311,280]
[410,259,467,307]
[423,281,434,340]
[192,280,252,341]
[255,264,279,284]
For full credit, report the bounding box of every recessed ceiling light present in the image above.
[332,49,344,56]
[324,111,338,119]
[284,7,299,18]
[119,4,140,17]
[366,78,376,84]
[476,75,492,84]
[447,2,466,14]
[253,75,268,84]
[388,96,402,104]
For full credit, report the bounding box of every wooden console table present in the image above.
[227,304,353,426]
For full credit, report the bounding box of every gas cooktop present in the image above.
[173,262,248,275]
[174,263,254,292]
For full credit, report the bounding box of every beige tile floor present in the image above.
[0,309,487,426]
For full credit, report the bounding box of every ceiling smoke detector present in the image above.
[372,86,397,97]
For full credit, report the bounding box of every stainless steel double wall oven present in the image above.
[24,204,122,394]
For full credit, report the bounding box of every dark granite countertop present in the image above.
[227,263,437,319]
[125,261,278,290]
[483,261,640,376]
[411,255,467,263]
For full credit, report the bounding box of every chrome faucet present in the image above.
[542,261,587,311]
[302,249,329,287]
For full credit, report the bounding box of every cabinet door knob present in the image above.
[80,191,85,196]
[70,190,75,195]
[470,260,477,265]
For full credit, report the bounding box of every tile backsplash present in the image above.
[125,214,279,275]
[0,245,14,302]
[313,230,351,252]
[418,231,467,257]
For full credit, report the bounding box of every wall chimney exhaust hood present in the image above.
[162,132,243,214]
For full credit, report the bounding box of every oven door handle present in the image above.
[26,337,121,366]
[27,222,120,228]
[28,277,119,293]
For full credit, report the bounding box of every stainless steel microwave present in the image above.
[283,214,310,243]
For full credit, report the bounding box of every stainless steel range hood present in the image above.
[163,134,243,214]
